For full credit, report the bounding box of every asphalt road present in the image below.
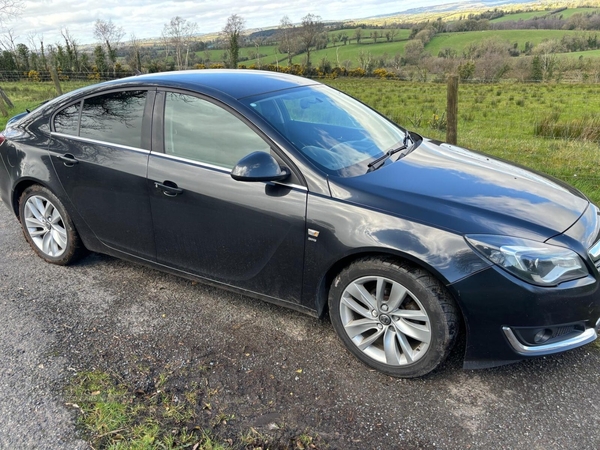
[1,202,600,449]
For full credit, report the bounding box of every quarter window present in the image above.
[164,92,269,168]
[54,103,80,136]
[79,90,147,149]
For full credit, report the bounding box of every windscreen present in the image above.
[242,85,407,177]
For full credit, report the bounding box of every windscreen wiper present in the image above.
[367,131,414,173]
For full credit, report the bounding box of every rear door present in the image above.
[48,89,156,260]
[147,90,307,303]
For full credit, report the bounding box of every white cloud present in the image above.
[7,0,445,45]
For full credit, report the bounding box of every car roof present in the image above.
[94,69,320,100]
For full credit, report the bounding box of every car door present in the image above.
[147,90,307,304]
[48,89,156,260]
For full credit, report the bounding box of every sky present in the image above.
[4,0,449,46]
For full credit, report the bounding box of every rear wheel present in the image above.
[329,257,459,378]
[19,185,86,265]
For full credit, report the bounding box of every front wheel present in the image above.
[19,185,86,265]
[329,258,459,378]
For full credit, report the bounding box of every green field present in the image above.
[556,48,600,59]
[554,7,600,18]
[199,29,412,67]
[490,10,551,22]
[426,29,595,55]
[324,79,600,203]
[2,78,600,203]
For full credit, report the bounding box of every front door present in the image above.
[147,91,307,303]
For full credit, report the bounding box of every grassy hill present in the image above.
[490,7,600,22]
[190,6,600,70]
[426,29,596,55]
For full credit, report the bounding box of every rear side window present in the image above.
[79,90,147,149]
[54,103,80,136]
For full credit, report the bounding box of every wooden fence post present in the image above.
[0,96,7,118]
[0,88,14,109]
[446,75,458,145]
[50,67,63,96]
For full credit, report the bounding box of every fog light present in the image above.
[533,328,553,344]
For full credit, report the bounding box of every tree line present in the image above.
[2,3,600,84]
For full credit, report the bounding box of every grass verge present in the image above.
[66,368,325,449]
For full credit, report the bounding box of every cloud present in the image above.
[8,0,443,45]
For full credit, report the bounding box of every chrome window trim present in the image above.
[50,132,150,154]
[502,326,597,356]
[151,152,308,192]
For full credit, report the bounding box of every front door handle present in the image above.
[154,181,183,197]
[58,154,78,166]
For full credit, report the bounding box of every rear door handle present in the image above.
[58,154,78,166]
[154,181,183,197]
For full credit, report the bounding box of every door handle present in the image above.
[154,181,183,197]
[58,154,78,166]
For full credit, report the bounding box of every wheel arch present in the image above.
[314,248,462,320]
[11,178,49,220]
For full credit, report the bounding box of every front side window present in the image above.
[164,92,269,169]
[79,90,147,149]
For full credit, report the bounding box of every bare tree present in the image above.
[0,28,17,53]
[128,34,142,73]
[278,16,296,66]
[353,27,362,44]
[0,0,22,27]
[163,16,198,70]
[60,28,79,72]
[223,14,245,69]
[94,19,125,75]
[299,13,323,67]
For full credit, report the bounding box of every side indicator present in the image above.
[308,229,320,242]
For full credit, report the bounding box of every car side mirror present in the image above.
[231,151,290,182]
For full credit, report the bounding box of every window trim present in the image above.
[49,131,151,155]
[150,151,308,192]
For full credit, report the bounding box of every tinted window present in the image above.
[79,90,147,149]
[54,103,80,136]
[164,92,269,168]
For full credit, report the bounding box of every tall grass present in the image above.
[534,113,600,141]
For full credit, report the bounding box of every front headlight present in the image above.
[465,235,588,286]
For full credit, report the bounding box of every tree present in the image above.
[278,16,299,66]
[531,55,543,82]
[404,40,425,65]
[223,14,244,69]
[299,13,323,67]
[94,19,124,76]
[60,29,79,72]
[94,45,108,75]
[163,17,197,70]
[128,34,142,73]
[0,0,22,28]
[354,27,362,44]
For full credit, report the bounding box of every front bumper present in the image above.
[449,265,600,369]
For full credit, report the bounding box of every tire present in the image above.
[329,257,459,378]
[19,185,86,265]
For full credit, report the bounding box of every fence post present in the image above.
[50,67,63,96]
[0,96,7,118]
[446,75,458,145]
[0,88,14,109]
